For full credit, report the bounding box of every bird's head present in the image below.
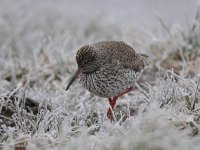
[66,45,100,90]
[76,45,99,73]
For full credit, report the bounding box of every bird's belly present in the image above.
[79,69,141,98]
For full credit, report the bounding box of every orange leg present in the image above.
[107,97,117,121]
[107,87,134,122]
[114,87,133,98]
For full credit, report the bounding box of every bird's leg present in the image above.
[114,86,134,98]
[107,87,134,122]
[107,97,117,122]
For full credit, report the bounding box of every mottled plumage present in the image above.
[66,41,148,121]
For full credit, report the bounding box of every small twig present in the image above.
[167,70,200,95]
[21,80,30,109]
[0,97,5,113]
[0,115,13,121]
[4,81,27,106]
[193,76,200,110]
[7,82,24,100]
[135,82,151,104]
[15,138,29,145]
[157,16,171,35]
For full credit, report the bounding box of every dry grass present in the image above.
[0,1,200,150]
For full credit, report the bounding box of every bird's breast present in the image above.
[79,67,142,98]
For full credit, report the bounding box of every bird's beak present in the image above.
[66,68,83,91]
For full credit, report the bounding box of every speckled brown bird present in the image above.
[66,41,148,121]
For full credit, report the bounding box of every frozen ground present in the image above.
[0,0,200,150]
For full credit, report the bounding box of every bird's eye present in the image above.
[85,59,91,64]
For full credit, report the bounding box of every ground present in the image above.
[0,0,200,150]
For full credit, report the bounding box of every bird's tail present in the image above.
[139,53,149,67]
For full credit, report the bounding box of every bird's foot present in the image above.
[107,87,134,122]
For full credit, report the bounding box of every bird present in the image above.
[66,41,148,121]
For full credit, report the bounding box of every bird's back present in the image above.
[91,41,148,72]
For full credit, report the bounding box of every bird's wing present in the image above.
[92,41,148,72]
[108,42,148,72]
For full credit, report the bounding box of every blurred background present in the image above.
[0,0,197,25]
